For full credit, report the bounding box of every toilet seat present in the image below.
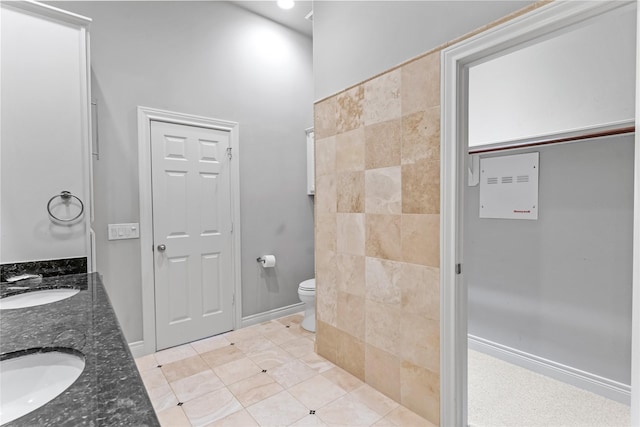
[298,278,315,291]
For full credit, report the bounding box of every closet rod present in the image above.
[469,125,635,155]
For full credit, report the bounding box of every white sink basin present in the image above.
[0,350,85,425]
[0,288,80,310]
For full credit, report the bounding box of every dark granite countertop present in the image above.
[0,273,160,426]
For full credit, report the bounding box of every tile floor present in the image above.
[135,313,435,427]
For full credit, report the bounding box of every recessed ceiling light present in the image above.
[277,0,295,10]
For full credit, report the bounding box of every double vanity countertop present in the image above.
[0,273,159,426]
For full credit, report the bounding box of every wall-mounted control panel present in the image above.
[480,152,539,220]
[108,223,140,240]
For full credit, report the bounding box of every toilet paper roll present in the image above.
[260,255,276,268]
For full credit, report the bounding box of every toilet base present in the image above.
[301,306,316,332]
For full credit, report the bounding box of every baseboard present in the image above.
[128,340,146,359]
[127,303,305,357]
[468,334,631,405]
[241,302,305,328]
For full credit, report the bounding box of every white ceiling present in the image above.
[232,1,313,37]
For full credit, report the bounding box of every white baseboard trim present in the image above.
[129,340,146,359]
[128,303,305,358]
[241,302,305,328]
[468,334,631,405]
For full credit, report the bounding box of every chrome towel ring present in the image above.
[47,191,84,223]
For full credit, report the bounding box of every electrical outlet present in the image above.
[108,223,140,240]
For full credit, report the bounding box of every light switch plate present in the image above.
[108,223,140,240]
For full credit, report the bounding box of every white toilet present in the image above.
[298,278,316,332]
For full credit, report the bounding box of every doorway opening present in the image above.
[440,2,640,426]
[137,107,242,356]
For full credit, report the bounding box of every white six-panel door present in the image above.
[151,120,234,350]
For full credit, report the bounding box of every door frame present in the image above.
[439,1,639,425]
[137,106,242,356]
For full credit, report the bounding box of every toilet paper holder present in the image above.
[256,255,276,268]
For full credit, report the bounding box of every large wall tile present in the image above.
[336,85,364,134]
[337,291,366,341]
[365,119,401,169]
[337,171,365,213]
[401,51,440,116]
[315,136,336,177]
[315,174,336,213]
[365,214,402,261]
[315,213,337,254]
[315,246,336,298]
[400,361,439,425]
[400,313,439,373]
[401,160,440,214]
[315,98,337,139]
[365,344,401,402]
[315,213,337,327]
[365,167,402,214]
[336,254,365,296]
[337,332,366,381]
[336,128,365,172]
[316,320,339,364]
[365,257,402,305]
[401,214,439,267]
[400,263,439,320]
[364,69,401,126]
[365,299,401,353]
[402,107,440,165]
[336,213,365,256]
[317,280,338,327]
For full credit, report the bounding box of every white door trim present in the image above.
[440,1,638,425]
[632,4,640,425]
[137,106,242,356]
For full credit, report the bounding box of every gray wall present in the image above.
[469,5,636,146]
[312,0,534,100]
[54,1,314,342]
[465,135,634,383]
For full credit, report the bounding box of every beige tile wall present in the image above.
[313,3,544,425]
[314,50,441,424]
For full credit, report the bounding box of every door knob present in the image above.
[157,244,166,252]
